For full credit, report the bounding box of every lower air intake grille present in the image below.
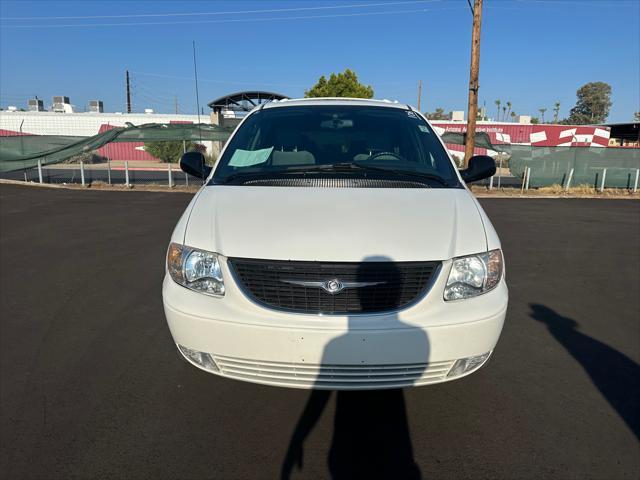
[213,355,455,389]
[228,258,440,314]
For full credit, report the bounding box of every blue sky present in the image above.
[1,0,638,122]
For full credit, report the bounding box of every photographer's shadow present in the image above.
[531,304,639,441]
[281,257,429,479]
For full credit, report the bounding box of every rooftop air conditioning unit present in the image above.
[52,96,71,113]
[28,98,45,112]
[450,110,465,122]
[89,100,104,113]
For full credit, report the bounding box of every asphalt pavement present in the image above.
[0,184,638,479]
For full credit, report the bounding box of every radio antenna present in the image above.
[192,40,205,180]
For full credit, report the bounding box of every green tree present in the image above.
[145,141,198,163]
[505,101,512,120]
[510,111,517,122]
[553,102,561,123]
[530,117,540,124]
[426,107,450,120]
[634,111,640,122]
[567,81,612,124]
[305,69,373,98]
[539,108,547,123]
[494,99,501,121]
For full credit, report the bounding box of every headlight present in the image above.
[444,249,503,301]
[167,243,225,296]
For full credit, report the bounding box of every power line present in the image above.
[132,92,176,107]
[130,71,418,90]
[130,71,310,88]
[1,1,438,21]
[131,80,176,99]
[3,6,462,28]
[514,0,636,4]
[132,78,183,97]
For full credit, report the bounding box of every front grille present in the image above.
[213,355,454,389]
[228,258,440,314]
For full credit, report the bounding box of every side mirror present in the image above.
[460,155,496,183]
[180,151,212,179]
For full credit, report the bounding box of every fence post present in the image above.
[565,168,574,191]
[633,169,639,193]
[168,162,173,188]
[520,166,529,194]
[185,172,189,187]
[37,159,43,184]
[107,157,112,185]
[80,161,86,186]
[489,175,494,190]
[497,157,503,189]
[599,168,607,193]
[125,161,130,187]
[23,171,27,182]
[525,166,531,190]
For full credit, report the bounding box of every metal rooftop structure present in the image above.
[207,91,289,114]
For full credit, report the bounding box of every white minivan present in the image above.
[163,98,507,389]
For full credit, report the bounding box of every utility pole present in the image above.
[125,70,132,114]
[464,0,483,167]
[417,80,422,111]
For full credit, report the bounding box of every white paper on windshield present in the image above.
[228,147,273,167]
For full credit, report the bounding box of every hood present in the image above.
[184,186,487,262]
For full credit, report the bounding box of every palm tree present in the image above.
[502,106,507,121]
[539,108,547,123]
[553,102,561,123]
[506,101,512,121]
[495,99,501,121]
[510,111,517,122]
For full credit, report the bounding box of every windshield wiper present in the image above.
[282,163,451,186]
[218,162,450,186]
[217,165,345,184]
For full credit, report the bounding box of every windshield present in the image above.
[212,105,459,187]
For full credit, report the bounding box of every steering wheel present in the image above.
[366,151,405,162]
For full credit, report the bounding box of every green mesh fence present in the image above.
[2,122,639,189]
[508,146,640,188]
[0,123,233,172]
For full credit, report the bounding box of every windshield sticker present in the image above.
[418,125,430,133]
[228,147,274,167]
[406,111,418,118]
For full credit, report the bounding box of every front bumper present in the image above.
[162,258,508,390]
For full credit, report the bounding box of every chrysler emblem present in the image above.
[322,279,345,294]
[281,278,385,294]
